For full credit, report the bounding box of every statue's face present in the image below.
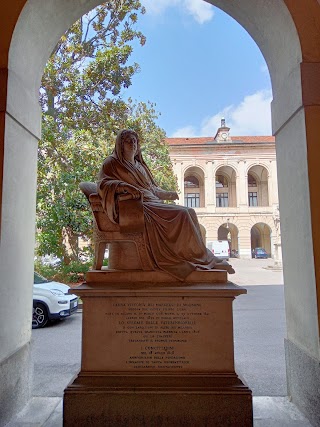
[122,133,138,158]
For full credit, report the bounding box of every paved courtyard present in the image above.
[229,257,283,286]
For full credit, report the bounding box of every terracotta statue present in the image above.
[97,129,234,280]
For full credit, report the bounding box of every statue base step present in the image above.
[64,372,252,426]
[85,268,228,283]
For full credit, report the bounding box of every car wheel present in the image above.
[32,303,49,329]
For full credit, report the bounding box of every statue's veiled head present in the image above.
[115,129,142,163]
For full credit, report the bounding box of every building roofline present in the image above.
[166,136,275,146]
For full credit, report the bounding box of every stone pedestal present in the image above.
[64,270,253,426]
[274,242,283,268]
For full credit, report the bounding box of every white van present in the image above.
[207,240,230,260]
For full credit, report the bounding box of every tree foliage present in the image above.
[37,1,177,265]
[41,0,146,132]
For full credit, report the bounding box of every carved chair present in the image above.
[79,182,154,270]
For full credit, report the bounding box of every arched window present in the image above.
[216,175,228,188]
[248,174,257,187]
[184,176,199,188]
[215,174,229,207]
[247,167,269,207]
[184,175,200,207]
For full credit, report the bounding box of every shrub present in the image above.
[34,259,92,284]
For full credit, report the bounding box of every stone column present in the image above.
[0,66,39,424]
[173,161,184,206]
[205,161,214,207]
[237,161,248,211]
[272,60,320,425]
[212,162,217,209]
[269,161,279,206]
[237,228,251,259]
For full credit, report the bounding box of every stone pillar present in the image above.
[237,161,248,211]
[273,243,283,268]
[268,161,279,206]
[179,162,185,206]
[237,228,251,259]
[172,161,184,206]
[272,61,320,426]
[0,67,39,424]
[212,162,217,209]
[205,161,214,207]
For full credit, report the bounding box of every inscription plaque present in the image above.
[82,296,234,372]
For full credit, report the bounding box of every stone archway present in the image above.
[215,166,237,207]
[247,165,269,207]
[184,166,205,207]
[218,224,229,241]
[251,223,272,256]
[1,0,320,424]
[218,222,239,254]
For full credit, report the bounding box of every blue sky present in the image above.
[123,0,272,137]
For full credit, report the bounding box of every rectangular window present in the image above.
[216,193,229,207]
[248,192,258,206]
[184,193,200,208]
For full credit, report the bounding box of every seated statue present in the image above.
[97,129,234,281]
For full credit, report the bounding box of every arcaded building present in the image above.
[167,120,281,259]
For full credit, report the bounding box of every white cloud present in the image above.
[142,0,178,15]
[170,90,273,137]
[184,0,214,24]
[260,63,269,75]
[141,0,214,24]
[171,125,197,138]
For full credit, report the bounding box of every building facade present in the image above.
[167,120,281,260]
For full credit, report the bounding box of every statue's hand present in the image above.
[166,191,179,200]
[118,184,141,199]
[154,188,179,201]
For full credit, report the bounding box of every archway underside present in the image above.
[1,0,320,425]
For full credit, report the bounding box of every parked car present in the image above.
[39,254,62,266]
[252,247,269,259]
[33,272,78,329]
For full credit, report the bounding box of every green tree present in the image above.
[40,0,146,133]
[37,119,107,263]
[37,2,177,265]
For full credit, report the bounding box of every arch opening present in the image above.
[3,0,320,424]
[218,222,239,254]
[247,166,269,207]
[215,166,237,208]
[251,222,271,257]
[184,167,205,207]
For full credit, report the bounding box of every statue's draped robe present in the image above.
[98,154,221,280]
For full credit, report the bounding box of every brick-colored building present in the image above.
[167,120,282,260]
